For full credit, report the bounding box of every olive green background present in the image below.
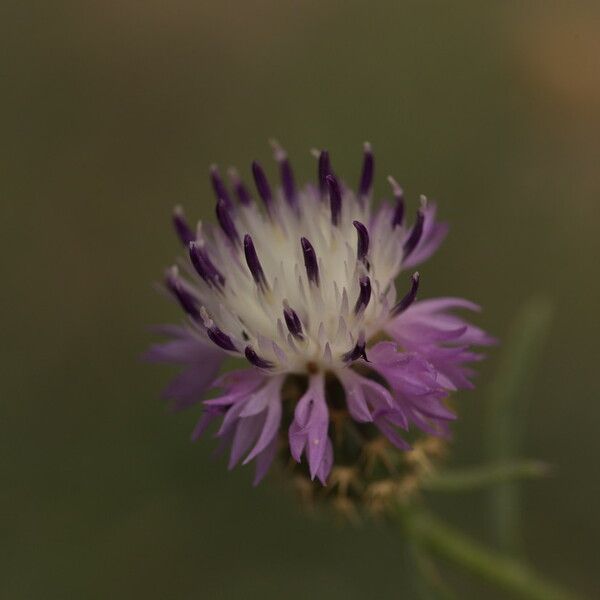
[2,2,599,598]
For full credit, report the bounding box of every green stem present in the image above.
[406,510,581,600]
[407,541,458,600]
[422,461,551,493]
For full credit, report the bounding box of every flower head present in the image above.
[146,142,495,487]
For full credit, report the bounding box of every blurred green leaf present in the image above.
[485,296,554,554]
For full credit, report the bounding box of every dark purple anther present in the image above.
[207,326,238,352]
[353,220,369,262]
[326,174,342,226]
[172,207,195,246]
[210,165,232,207]
[245,346,274,369]
[283,305,304,339]
[318,150,331,196]
[243,234,268,291]
[358,142,374,199]
[200,308,238,352]
[402,210,425,259]
[251,161,272,210]
[354,276,372,314]
[301,237,319,286]
[189,242,225,288]
[273,146,296,207]
[216,198,239,244]
[342,333,368,363]
[391,272,420,316]
[229,168,252,206]
[388,177,405,228]
[165,272,199,320]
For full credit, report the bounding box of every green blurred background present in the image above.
[2,1,599,598]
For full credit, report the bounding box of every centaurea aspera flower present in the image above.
[146,143,494,486]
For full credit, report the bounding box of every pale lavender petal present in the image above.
[218,400,249,437]
[253,436,279,486]
[316,439,334,485]
[374,414,411,450]
[385,296,495,393]
[190,406,223,441]
[338,370,372,422]
[288,375,331,481]
[243,378,284,463]
[211,369,266,394]
[288,426,306,463]
[306,400,329,480]
[145,326,224,410]
[229,413,264,468]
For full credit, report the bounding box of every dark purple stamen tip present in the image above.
[402,210,425,259]
[388,177,405,228]
[318,150,331,196]
[326,174,342,226]
[353,220,370,262]
[207,326,238,352]
[216,198,239,244]
[245,346,274,369]
[243,234,268,291]
[393,198,405,228]
[354,276,372,314]
[165,273,199,320]
[172,208,195,246]
[283,306,304,339]
[358,142,374,198]
[210,165,232,207]
[342,335,368,363]
[277,154,296,207]
[301,237,320,286]
[189,242,225,288]
[229,169,252,206]
[251,161,272,209]
[391,272,420,316]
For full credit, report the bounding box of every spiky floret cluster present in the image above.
[146,143,494,485]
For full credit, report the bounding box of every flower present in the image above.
[145,142,494,486]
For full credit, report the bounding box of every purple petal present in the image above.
[287,375,331,481]
[316,439,334,485]
[244,391,283,463]
[253,436,279,486]
[229,413,264,469]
